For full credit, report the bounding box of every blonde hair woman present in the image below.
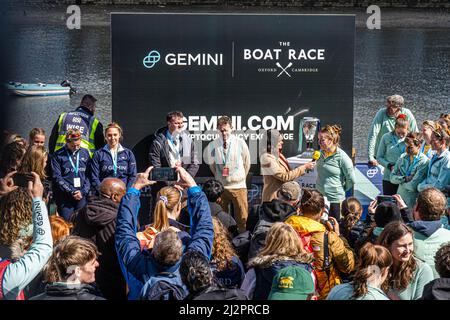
[137,186,190,250]
[241,222,314,300]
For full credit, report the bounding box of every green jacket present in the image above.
[417,149,450,208]
[316,147,355,203]
[376,131,406,182]
[327,283,389,300]
[413,227,450,279]
[391,258,434,300]
[367,107,418,162]
[390,152,429,209]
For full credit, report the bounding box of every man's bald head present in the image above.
[100,178,126,203]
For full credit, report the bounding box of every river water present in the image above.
[2,4,449,162]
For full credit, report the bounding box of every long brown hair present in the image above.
[18,145,48,179]
[0,188,32,245]
[257,222,313,263]
[152,186,182,231]
[44,236,100,283]
[377,222,417,292]
[212,218,237,271]
[341,197,363,238]
[352,243,392,298]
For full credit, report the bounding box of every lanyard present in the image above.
[406,154,420,177]
[220,139,233,166]
[391,133,405,154]
[110,148,118,176]
[166,131,181,161]
[420,142,432,158]
[66,150,80,177]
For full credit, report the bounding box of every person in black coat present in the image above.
[30,236,104,300]
[70,177,127,300]
[202,179,238,238]
[247,181,301,260]
[146,111,199,226]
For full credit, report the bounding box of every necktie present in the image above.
[223,140,227,150]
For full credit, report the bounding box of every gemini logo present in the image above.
[143,50,161,69]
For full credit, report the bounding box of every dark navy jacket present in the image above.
[90,144,137,191]
[50,146,91,198]
[211,256,245,288]
[115,185,213,295]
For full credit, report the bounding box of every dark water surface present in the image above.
[2,5,449,161]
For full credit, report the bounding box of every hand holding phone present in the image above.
[376,195,397,205]
[150,167,179,182]
[13,172,35,188]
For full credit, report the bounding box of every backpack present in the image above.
[139,271,188,301]
[248,220,273,260]
[296,231,332,295]
[193,286,248,300]
[0,259,25,300]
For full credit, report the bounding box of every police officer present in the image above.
[90,122,137,192]
[48,94,104,157]
[51,129,91,221]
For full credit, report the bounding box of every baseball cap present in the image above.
[278,181,302,201]
[268,265,315,300]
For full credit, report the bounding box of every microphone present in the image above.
[306,150,321,173]
[312,150,321,161]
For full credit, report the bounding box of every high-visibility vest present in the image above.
[54,111,100,157]
[0,259,25,300]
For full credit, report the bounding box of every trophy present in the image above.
[297,117,320,158]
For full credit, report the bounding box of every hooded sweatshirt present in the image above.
[248,200,297,260]
[421,278,450,300]
[71,195,126,300]
[30,282,105,300]
[408,220,450,279]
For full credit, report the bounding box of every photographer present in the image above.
[285,188,355,299]
[0,172,53,300]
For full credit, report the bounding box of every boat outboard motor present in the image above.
[61,79,77,95]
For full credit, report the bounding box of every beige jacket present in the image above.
[260,152,306,202]
[207,135,250,189]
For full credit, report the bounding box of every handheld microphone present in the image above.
[306,150,321,173]
[312,150,321,162]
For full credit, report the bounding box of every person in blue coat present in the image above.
[376,114,409,195]
[115,165,213,299]
[51,129,91,221]
[417,124,450,208]
[90,123,137,192]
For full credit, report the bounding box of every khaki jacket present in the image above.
[260,153,306,202]
[285,215,355,299]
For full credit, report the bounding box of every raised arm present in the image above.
[115,167,157,283]
[2,173,53,300]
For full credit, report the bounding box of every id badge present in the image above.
[73,177,81,188]
[222,167,229,177]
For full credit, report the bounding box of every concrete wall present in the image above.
[40,0,450,8]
